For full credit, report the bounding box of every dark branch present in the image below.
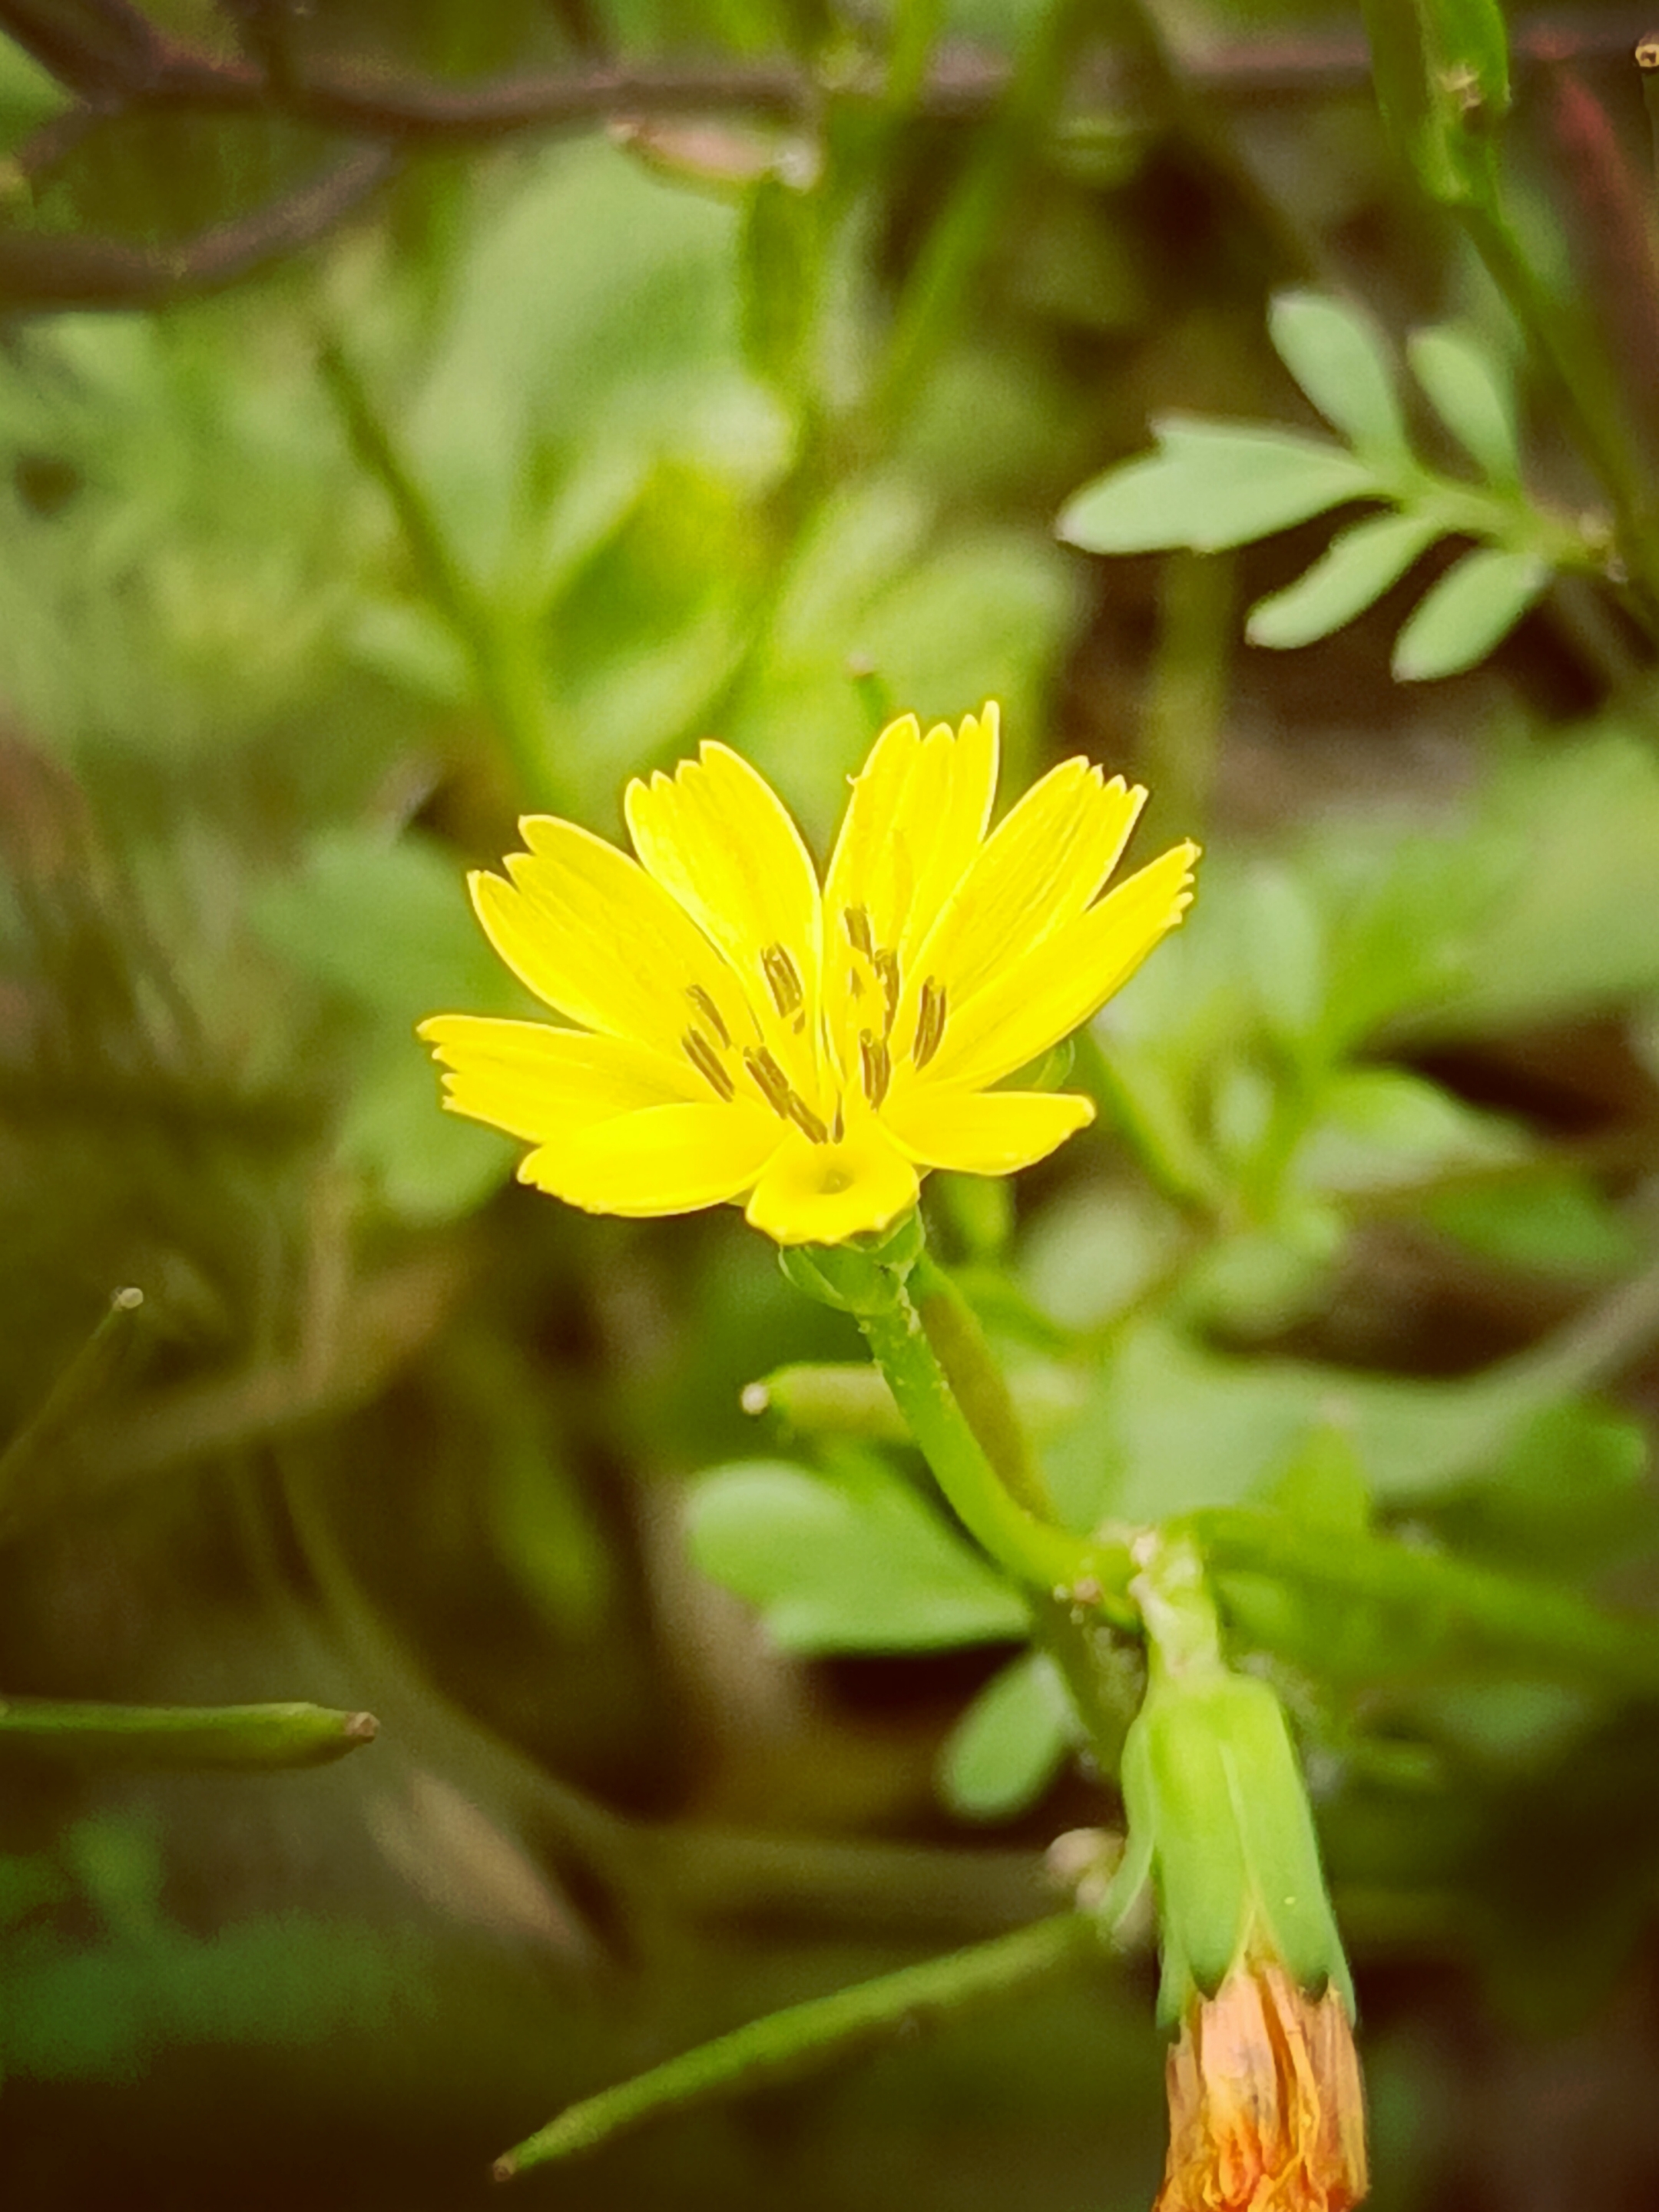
[0,5,1651,316]
[0,144,394,311]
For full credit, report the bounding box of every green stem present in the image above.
[1141,549,1234,845]
[909,1251,1055,1517]
[0,1285,147,1538]
[1459,194,1659,633]
[871,0,1084,431]
[316,335,558,806]
[0,1697,378,1769]
[1128,1528,1226,1685]
[853,1263,1137,1623]
[496,1912,1095,2178]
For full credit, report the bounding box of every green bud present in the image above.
[1108,1541,1353,2026]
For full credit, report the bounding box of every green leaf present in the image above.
[1426,1174,1637,1279]
[1409,733,1659,1036]
[1408,326,1521,484]
[684,1456,1029,1654]
[1058,419,1380,555]
[251,829,526,1221]
[1041,1316,1602,1526]
[1392,546,1548,680]
[1247,512,1440,648]
[252,829,524,1025]
[1268,293,1410,459]
[342,1034,515,1224]
[1293,1067,1524,1196]
[939,1651,1075,1821]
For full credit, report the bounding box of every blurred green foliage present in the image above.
[1,2,1658,2207]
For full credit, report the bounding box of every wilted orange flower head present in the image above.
[1156,1962,1367,2212]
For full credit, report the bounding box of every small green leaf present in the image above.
[1058,419,1380,555]
[939,1651,1075,1821]
[1408,326,1520,483]
[685,1456,1028,1654]
[1293,1066,1524,1196]
[1426,1174,1637,1279]
[1247,512,1440,648]
[1268,293,1410,459]
[1392,546,1548,679]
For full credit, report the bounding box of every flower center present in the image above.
[679,911,951,1141]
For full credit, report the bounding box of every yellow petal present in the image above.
[419,1015,697,1143]
[823,703,999,966]
[520,1099,783,1216]
[472,816,750,1058]
[743,1119,919,1246]
[624,744,822,1083]
[896,761,1147,1051]
[921,840,1198,1090]
[880,1086,1094,1174]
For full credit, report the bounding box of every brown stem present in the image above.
[0,144,395,310]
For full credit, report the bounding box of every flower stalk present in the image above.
[783,1223,1139,1629]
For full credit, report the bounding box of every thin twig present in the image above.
[0,144,395,310]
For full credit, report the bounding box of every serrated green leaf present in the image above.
[684,1457,1028,1654]
[1408,326,1520,484]
[1058,419,1380,555]
[939,1651,1075,1821]
[1268,293,1410,459]
[1392,546,1548,680]
[1247,512,1440,648]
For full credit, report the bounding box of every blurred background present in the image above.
[2,2,1659,2205]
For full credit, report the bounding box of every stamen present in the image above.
[745,1045,830,1143]
[744,1046,794,1117]
[859,1031,892,1108]
[686,985,731,1047]
[785,1094,830,1144]
[913,978,948,1070]
[875,949,900,1031]
[831,1101,845,1142]
[684,1030,735,1101]
[843,906,876,959]
[761,942,804,1019]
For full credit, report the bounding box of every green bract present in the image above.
[1113,1661,1354,2027]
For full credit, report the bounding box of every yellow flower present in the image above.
[1157,1964,1368,2212]
[419,703,1197,1246]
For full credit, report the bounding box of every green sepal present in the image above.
[1118,1664,1354,2026]
[778,1213,925,1313]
